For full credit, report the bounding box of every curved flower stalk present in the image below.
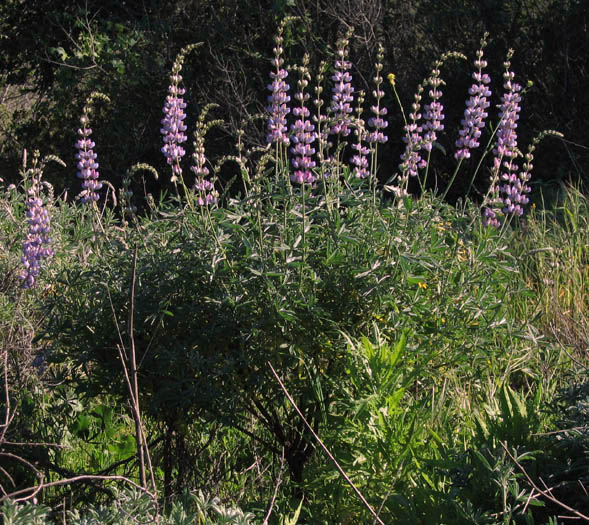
[75,92,109,204]
[290,54,316,185]
[161,43,201,184]
[21,151,64,289]
[329,29,355,138]
[191,104,222,205]
[455,34,492,160]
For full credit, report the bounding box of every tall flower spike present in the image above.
[329,29,355,137]
[351,91,369,179]
[367,44,389,146]
[290,54,316,185]
[484,50,523,225]
[422,59,446,152]
[399,83,426,179]
[161,44,200,183]
[191,104,222,205]
[455,34,492,160]
[21,152,54,289]
[75,92,108,203]
[266,18,293,146]
[312,60,329,166]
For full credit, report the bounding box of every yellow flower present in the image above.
[387,73,396,86]
[418,281,427,289]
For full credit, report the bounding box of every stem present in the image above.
[128,245,146,489]
[268,362,386,525]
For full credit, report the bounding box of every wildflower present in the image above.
[21,154,53,289]
[455,34,492,160]
[312,61,330,167]
[367,44,389,146]
[351,91,369,179]
[266,20,291,146]
[399,84,426,178]
[161,46,198,183]
[290,54,316,185]
[483,51,526,226]
[492,50,525,219]
[422,63,445,152]
[329,31,355,137]
[75,113,102,203]
[191,104,220,205]
[387,73,396,86]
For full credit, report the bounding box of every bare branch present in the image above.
[268,361,386,525]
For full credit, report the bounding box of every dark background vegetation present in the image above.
[0,0,587,201]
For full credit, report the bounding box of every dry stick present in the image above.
[128,245,158,501]
[128,245,146,489]
[106,254,157,504]
[0,474,156,504]
[500,441,589,521]
[267,362,386,525]
[0,347,12,444]
[263,448,286,525]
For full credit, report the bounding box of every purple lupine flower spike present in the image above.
[455,34,491,160]
[75,93,108,203]
[351,91,369,179]
[399,84,426,178]
[367,44,389,147]
[484,50,524,225]
[329,31,355,138]
[422,62,445,152]
[191,104,220,205]
[75,115,102,203]
[21,153,53,289]
[161,73,188,183]
[290,54,316,185]
[266,20,292,146]
[161,45,200,183]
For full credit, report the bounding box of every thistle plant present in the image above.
[161,44,201,184]
[75,92,109,204]
[455,34,492,160]
[290,54,316,185]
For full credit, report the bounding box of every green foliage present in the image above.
[1,10,588,522]
[1,489,256,524]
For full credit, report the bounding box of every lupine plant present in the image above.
[19,151,63,289]
[4,17,579,525]
[455,34,492,161]
[484,50,524,227]
[328,29,355,139]
[75,92,110,204]
[160,44,201,184]
[290,54,316,185]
